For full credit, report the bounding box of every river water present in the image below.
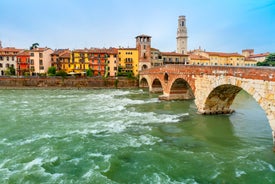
[0,89,274,183]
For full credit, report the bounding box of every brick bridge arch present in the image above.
[140,65,275,149]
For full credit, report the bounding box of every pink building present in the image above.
[29,47,53,75]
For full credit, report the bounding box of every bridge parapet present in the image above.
[140,65,275,82]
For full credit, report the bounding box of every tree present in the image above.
[30,43,39,50]
[5,66,16,76]
[47,66,56,76]
[86,68,93,77]
[56,70,67,78]
[257,53,275,67]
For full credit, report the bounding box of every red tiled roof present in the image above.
[51,49,70,55]
[17,50,30,56]
[118,48,137,51]
[189,54,209,60]
[248,52,269,58]
[0,47,22,52]
[151,48,160,52]
[31,47,51,52]
[60,52,71,58]
[73,48,118,54]
[245,57,257,62]
[206,52,243,57]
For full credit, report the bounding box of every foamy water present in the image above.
[0,89,274,183]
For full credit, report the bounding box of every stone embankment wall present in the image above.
[0,77,138,89]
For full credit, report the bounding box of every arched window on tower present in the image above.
[182,21,185,26]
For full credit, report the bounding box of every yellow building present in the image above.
[189,54,210,65]
[207,52,245,66]
[118,48,139,77]
[244,58,257,66]
[70,49,90,75]
[189,48,249,66]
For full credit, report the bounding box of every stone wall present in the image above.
[0,77,138,89]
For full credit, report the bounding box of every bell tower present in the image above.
[136,34,151,70]
[176,15,188,54]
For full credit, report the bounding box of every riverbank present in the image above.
[0,76,139,89]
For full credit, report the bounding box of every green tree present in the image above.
[86,68,93,77]
[257,53,275,66]
[56,70,67,78]
[5,66,16,76]
[47,66,56,76]
[30,43,39,50]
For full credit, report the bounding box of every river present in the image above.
[0,89,274,183]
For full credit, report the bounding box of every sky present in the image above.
[0,0,274,53]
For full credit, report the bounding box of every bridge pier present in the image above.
[159,93,194,101]
[198,108,235,115]
[151,88,163,93]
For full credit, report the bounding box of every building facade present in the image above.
[176,15,188,54]
[136,34,151,71]
[151,48,163,67]
[17,50,30,76]
[51,49,71,72]
[29,48,53,75]
[88,48,118,77]
[242,49,269,63]
[70,49,90,75]
[0,47,22,76]
[189,54,210,65]
[118,48,139,77]
[162,52,189,65]
[188,48,257,66]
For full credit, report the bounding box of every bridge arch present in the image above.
[202,84,242,114]
[167,78,195,100]
[151,78,163,93]
[140,77,149,88]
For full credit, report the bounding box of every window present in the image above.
[0,56,2,60]
[12,57,14,61]
[39,66,44,70]
[182,21,184,26]
[7,56,9,61]
[39,60,43,65]
[144,45,146,49]
[30,53,34,57]
[30,59,34,65]
[0,63,2,68]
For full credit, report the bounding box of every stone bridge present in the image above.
[139,65,275,150]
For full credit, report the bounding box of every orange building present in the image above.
[88,48,118,77]
[17,50,30,76]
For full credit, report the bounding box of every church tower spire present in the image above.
[176,15,188,54]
